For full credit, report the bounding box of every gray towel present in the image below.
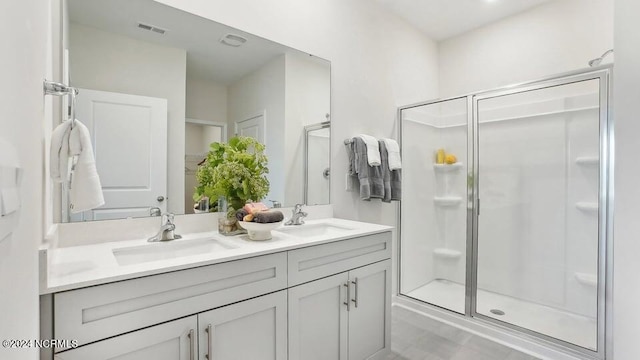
[379,140,392,202]
[379,140,401,202]
[390,168,401,201]
[352,137,384,200]
[235,209,248,221]
[253,210,284,223]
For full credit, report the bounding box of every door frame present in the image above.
[396,65,613,360]
[186,118,228,143]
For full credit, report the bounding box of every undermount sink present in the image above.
[274,223,355,237]
[112,238,237,266]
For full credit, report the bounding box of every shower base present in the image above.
[406,279,596,350]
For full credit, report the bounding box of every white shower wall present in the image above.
[477,81,600,319]
[402,81,600,322]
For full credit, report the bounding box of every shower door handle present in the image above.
[477,198,480,215]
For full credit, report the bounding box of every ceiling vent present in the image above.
[137,22,167,35]
[220,33,247,47]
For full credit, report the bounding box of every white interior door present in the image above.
[73,88,167,221]
[235,112,266,143]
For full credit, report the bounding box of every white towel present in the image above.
[50,120,72,183]
[382,138,401,170]
[68,120,105,213]
[357,134,381,166]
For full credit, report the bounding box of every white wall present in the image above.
[284,52,331,205]
[613,0,640,358]
[186,76,228,123]
[438,0,614,97]
[0,0,48,359]
[227,55,287,204]
[69,23,187,214]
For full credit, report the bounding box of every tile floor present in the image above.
[387,306,541,360]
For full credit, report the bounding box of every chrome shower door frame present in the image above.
[470,67,612,360]
[303,121,331,205]
[397,65,613,360]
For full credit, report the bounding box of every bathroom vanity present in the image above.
[40,218,392,360]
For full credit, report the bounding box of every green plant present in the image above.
[194,136,269,217]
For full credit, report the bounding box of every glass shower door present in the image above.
[400,97,469,314]
[474,77,605,351]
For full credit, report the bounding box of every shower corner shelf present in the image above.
[434,196,463,207]
[433,162,463,172]
[433,248,462,259]
[576,202,598,212]
[575,272,598,287]
[575,157,599,166]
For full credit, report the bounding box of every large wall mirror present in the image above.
[57,0,331,222]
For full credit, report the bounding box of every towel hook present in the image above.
[43,80,79,128]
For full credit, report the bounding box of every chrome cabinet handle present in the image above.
[343,282,350,311]
[205,324,212,360]
[351,278,359,308]
[188,329,195,360]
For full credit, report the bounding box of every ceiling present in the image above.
[68,0,323,84]
[373,0,555,41]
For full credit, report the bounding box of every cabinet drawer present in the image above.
[54,316,197,360]
[54,252,287,350]
[287,231,391,286]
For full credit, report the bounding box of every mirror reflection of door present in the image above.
[72,88,168,221]
[235,112,266,143]
[184,119,227,214]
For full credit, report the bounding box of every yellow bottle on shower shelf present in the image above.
[436,148,445,164]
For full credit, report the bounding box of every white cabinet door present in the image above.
[74,88,168,221]
[198,291,287,360]
[54,316,197,360]
[347,260,392,360]
[288,272,349,360]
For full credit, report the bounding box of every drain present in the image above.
[490,309,505,316]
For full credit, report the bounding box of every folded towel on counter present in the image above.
[353,137,384,200]
[358,134,381,166]
[382,138,401,170]
[253,210,284,224]
[50,119,73,183]
[68,120,105,213]
[235,209,248,221]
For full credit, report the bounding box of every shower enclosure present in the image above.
[398,67,612,358]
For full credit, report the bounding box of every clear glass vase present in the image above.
[217,197,246,236]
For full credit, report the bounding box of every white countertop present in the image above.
[42,218,393,294]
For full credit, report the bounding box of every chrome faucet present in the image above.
[148,213,182,242]
[285,204,308,226]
